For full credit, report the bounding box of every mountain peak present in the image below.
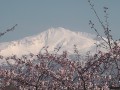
[48,27,71,33]
[0,27,96,57]
[43,27,76,38]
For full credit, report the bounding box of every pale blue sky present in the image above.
[0,0,120,42]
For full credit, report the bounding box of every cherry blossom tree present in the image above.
[0,1,120,90]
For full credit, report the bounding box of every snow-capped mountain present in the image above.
[0,27,98,57]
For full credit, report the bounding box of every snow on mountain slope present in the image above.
[0,27,97,57]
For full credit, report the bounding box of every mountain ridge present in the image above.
[0,27,97,57]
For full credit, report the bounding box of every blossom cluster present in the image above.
[0,42,119,90]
